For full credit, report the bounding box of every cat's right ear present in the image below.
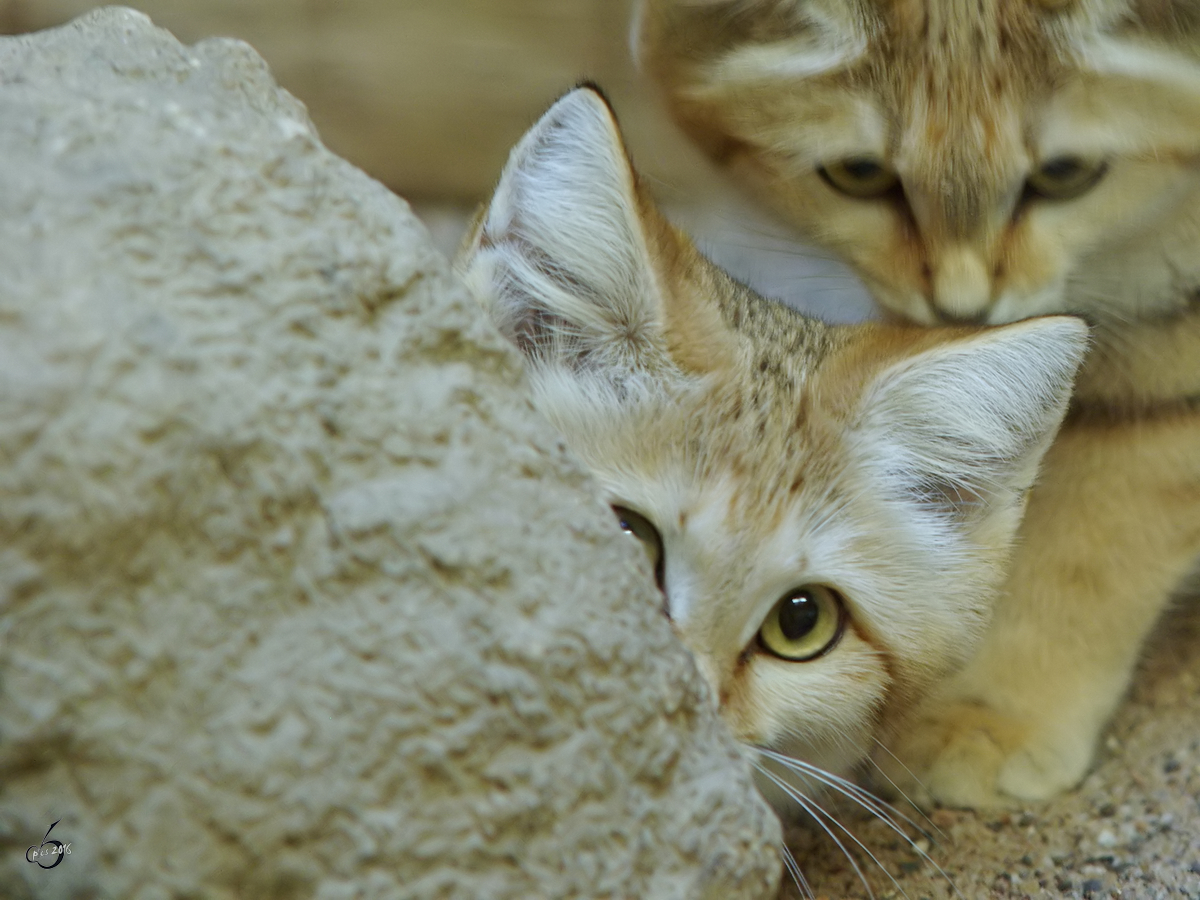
[458,86,720,381]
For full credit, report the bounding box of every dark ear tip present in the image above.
[572,80,617,114]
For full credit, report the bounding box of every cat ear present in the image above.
[458,86,683,379]
[852,316,1088,531]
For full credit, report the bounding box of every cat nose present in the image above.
[930,248,992,323]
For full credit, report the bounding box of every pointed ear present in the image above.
[852,316,1088,538]
[458,87,683,378]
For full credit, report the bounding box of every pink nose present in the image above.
[932,249,992,323]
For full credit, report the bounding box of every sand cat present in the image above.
[637,0,1200,807]
[456,86,1086,822]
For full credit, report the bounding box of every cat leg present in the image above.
[878,412,1200,808]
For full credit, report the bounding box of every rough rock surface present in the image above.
[0,8,780,899]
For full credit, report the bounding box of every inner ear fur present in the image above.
[829,317,1087,520]
[459,85,739,378]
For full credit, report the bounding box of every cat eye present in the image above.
[611,505,664,589]
[1025,156,1108,201]
[817,158,900,199]
[757,585,846,662]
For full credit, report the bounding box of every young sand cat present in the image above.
[637,0,1200,806]
[456,87,1086,822]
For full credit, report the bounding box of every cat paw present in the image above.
[874,701,1095,809]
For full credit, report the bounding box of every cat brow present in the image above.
[712,38,864,83]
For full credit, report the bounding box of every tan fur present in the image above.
[456,87,1086,812]
[639,0,1200,805]
[900,408,1200,805]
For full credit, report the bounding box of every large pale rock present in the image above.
[0,9,780,899]
[3,0,699,202]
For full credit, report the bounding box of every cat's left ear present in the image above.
[457,86,733,381]
[850,316,1088,534]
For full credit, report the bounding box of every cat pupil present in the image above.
[1040,156,1083,180]
[845,159,881,179]
[778,592,820,640]
[1025,156,1107,201]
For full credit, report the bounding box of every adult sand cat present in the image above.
[456,87,1085,820]
[638,0,1200,807]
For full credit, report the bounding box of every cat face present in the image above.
[637,0,1200,326]
[457,87,1085,810]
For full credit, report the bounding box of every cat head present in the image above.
[636,0,1200,326]
[457,87,1086,809]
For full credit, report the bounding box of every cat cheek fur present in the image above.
[730,645,888,802]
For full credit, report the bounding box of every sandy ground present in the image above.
[417,203,1200,900]
[782,599,1200,900]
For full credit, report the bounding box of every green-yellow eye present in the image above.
[758,585,845,661]
[1025,156,1107,201]
[612,505,664,589]
[817,158,899,199]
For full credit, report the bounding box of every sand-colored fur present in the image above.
[638,0,1200,805]
[456,87,1086,813]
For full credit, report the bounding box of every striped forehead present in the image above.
[863,0,1059,232]
[872,0,1058,131]
[680,375,840,530]
[877,0,1052,61]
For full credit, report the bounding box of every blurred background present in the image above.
[0,0,872,320]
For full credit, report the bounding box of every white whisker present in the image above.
[866,741,947,840]
[794,791,914,900]
[760,748,932,841]
[757,764,880,900]
[780,840,814,900]
[869,740,944,824]
[758,748,963,899]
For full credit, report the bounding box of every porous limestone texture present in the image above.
[0,9,781,899]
